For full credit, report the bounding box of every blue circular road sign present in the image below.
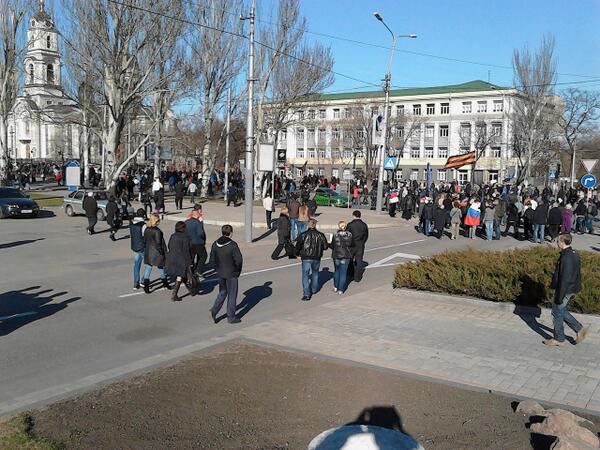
[581,173,597,189]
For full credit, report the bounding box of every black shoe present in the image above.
[210,310,217,323]
[110,234,116,241]
[301,295,311,301]
[161,278,172,290]
[228,318,241,324]
[87,229,91,235]
[143,279,150,294]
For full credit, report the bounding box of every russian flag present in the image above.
[464,206,481,226]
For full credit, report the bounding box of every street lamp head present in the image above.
[408,34,417,38]
[373,12,383,21]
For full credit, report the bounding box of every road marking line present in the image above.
[0,311,38,321]
[369,252,421,268]
[118,238,427,298]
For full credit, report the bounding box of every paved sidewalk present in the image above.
[229,286,600,414]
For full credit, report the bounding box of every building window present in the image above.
[441,103,449,114]
[343,168,351,179]
[343,149,352,159]
[296,149,304,158]
[296,128,304,142]
[410,169,419,180]
[425,125,434,139]
[318,128,326,143]
[297,110,304,120]
[308,168,315,176]
[319,109,326,119]
[331,149,341,159]
[46,64,54,83]
[28,64,34,83]
[307,128,315,142]
[395,170,403,180]
[426,103,435,115]
[332,168,339,178]
[332,128,340,140]
[458,170,468,184]
[490,146,501,158]
[413,104,421,115]
[477,101,487,113]
[488,170,499,184]
[396,105,404,116]
[370,106,379,117]
[493,100,503,112]
[437,169,447,181]
[280,129,287,141]
[439,125,449,137]
[394,127,404,138]
[438,147,448,158]
[47,100,52,105]
[308,148,316,159]
[491,122,502,137]
[460,123,471,141]
[46,35,51,49]
[356,128,365,140]
[460,146,471,154]
[318,149,326,159]
[410,147,420,159]
[318,168,325,176]
[462,101,472,113]
[306,110,315,120]
[393,148,402,156]
[424,147,434,158]
[333,108,340,119]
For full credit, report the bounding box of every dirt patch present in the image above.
[19,342,591,449]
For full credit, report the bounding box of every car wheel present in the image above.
[65,205,74,216]
[97,209,105,221]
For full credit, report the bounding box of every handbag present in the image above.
[185,265,199,290]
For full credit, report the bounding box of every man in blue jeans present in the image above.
[295,218,328,301]
[129,209,146,290]
[544,233,589,346]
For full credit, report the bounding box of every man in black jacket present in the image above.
[271,207,292,260]
[295,218,328,301]
[346,210,369,282]
[106,195,120,241]
[174,179,185,210]
[544,233,588,346]
[185,204,207,276]
[82,191,98,235]
[532,199,549,243]
[209,225,243,324]
[129,209,146,290]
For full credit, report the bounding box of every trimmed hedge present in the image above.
[393,246,600,315]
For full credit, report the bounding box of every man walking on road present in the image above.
[295,218,328,301]
[185,204,207,277]
[130,209,146,290]
[544,233,589,346]
[346,210,369,282]
[209,225,243,324]
[82,191,98,235]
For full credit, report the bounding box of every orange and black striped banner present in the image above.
[443,151,476,169]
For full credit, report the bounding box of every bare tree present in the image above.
[61,0,185,189]
[188,0,244,197]
[512,33,559,185]
[388,110,426,171]
[558,88,600,184]
[0,0,29,185]
[458,117,503,166]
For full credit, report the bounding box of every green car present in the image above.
[314,187,348,208]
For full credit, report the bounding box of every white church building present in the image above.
[7,2,84,163]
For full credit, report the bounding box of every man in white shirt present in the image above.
[188,180,198,204]
[152,178,162,193]
[263,193,275,229]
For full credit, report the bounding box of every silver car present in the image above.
[63,190,109,221]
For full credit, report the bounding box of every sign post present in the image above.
[65,160,81,191]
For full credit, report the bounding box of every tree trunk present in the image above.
[153,116,161,179]
[82,112,90,187]
[0,117,9,186]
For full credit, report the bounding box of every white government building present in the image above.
[277,80,519,185]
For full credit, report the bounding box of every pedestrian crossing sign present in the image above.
[384,157,397,170]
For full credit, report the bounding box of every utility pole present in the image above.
[224,87,231,204]
[242,0,255,242]
[570,143,577,188]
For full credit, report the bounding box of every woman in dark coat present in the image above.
[271,207,293,260]
[166,221,193,302]
[433,202,447,239]
[106,195,120,241]
[547,201,563,242]
[142,214,170,293]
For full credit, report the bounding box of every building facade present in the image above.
[276,80,519,185]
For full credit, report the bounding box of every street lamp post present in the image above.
[373,12,416,213]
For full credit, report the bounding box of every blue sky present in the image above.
[291,0,600,93]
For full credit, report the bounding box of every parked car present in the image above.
[313,187,348,208]
[63,190,136,221]
[0,188,40,218]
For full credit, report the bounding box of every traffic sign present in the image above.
[581,159,598,173]
[580,173,597,189]
[384,157,397,170]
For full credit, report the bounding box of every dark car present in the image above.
[0,188,40,218]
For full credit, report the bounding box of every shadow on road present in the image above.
[236,281,273,319]
[252,227,276,243]
[0,286,81,336]
[0,238,45,249]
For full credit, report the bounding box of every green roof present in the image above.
[306,80,509,102]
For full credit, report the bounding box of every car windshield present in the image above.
[0,188,25,199]
[318,189,337,196]
[93,192,108,200]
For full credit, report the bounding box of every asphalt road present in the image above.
[1,205,598,416]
